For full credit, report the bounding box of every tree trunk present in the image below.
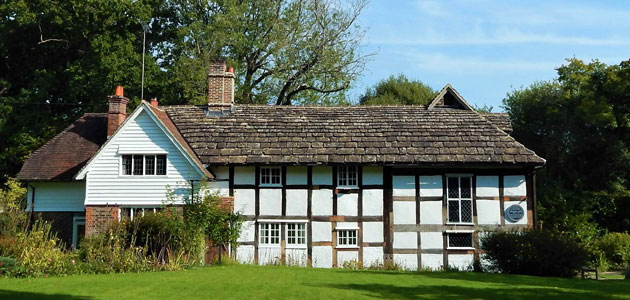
[218,244,222,265]
[625,261,630,280]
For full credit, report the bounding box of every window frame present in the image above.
[72,216,86,249]
[336,228,359,249]
[259,166,282,187]
[446,175,474,225]
[120,154,167,177]
[259,223,281,247]
[446,230,475,250]
[285,223,307,249]
[337,166,358,189]
[118,207,160,221]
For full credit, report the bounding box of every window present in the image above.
[122,154,167,176]
[447,176,473,224]
[286,223,307,247]
[337,229,358,247]
[119,207,161,221]
[337,166,358,187]
[259,223,280,245]
[72,216,86,249]
[447,232,473,249]
[260,167,281,185]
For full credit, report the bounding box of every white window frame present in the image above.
[118,207,160,221]
[120,154,168,177]
[446,175,474,225]
[259,223,281,247]
[72,216,86,249]
[259,166,282,187]
[336,227,359,249]
[285,223,307,249]
[446,230,475,250]
[337,166,358,188]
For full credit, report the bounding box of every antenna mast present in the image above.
[141,23,148,100]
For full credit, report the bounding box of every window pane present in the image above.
[460,177,471,198]
[461,200,473,223]
[448,177,459,198]
[449,233,473,248]
[145,155,155,175]
[156,155,166,175]
[133,155,143,175]
[448,200,460,223]
[122,155,132,175]
[261,168,269,185]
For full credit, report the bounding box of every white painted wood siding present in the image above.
[85,110,202,206]
[28,181,85,212]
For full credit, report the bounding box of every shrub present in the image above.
[0,177,28,236]
[595,232,630,270]
[481,230,587,277]
[0,221,79,277]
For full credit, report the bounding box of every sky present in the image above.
[351,0,630,111]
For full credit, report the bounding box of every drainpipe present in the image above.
[27,184,35,227]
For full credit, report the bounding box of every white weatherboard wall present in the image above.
[29,181,85,212]
[84,110,202,205]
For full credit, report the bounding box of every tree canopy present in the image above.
[0,0,370,181]
[359,74,437,105]
[503,58,630,234]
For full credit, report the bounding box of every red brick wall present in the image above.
[85,206,119,236]
[207,61,234,108]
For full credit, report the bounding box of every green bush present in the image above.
[481,230,587,277]
[0,221,79,277]
[595,232,630,270]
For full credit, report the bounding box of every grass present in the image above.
[0,265,628,300]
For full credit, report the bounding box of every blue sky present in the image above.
[351,0,630,111]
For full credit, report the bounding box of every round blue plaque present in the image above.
[505,204,525,223]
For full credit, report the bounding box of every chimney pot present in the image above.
[115,85,124,97]
[150,98,158,107]
[227,67,234,73]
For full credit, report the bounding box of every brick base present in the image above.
[219,196,234,212]
[85,206,119,236]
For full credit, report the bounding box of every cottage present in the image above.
[17,61,545,270]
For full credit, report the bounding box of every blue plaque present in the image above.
[505,204,524,223]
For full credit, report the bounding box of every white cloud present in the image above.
[398,51,557,74]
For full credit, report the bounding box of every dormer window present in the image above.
[337,166,358,188]
[122,154,166,176]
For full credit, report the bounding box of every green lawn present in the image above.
[0,265,628,300]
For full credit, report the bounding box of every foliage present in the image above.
[503,58,630,233]
[595,232,630,270]
[0,221,79,277]
[0,177,28,235]
[360,74,437,105]
[159,0,371,105]
[472,103,494,113]
[480,230,587,277]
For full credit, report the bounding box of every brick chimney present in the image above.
[107,85,129,137]
[207,60,234,112]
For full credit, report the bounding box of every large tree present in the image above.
[157,0,371,105]
[0,0,168,181]
[503,58,630,234]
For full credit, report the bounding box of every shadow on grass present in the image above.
[0,290,92,300]
[311,282,626,300]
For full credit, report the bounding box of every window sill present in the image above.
[447,247,475,251]
[259,184,282,188]
[285,245,307,249]
[258,244,281,248]
[336,246,359,249]
[446,222,475,226]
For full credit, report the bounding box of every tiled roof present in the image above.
[164,105,545,166]
[479,112,512,134]
[17,113,107,181]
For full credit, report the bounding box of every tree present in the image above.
[0,0,169,182]
[157,0,371,105]
[503,58,630,234]
[359,74,437,105]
